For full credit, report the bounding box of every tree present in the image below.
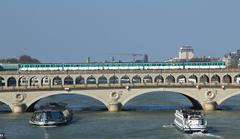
[0,55,41,64]
[18,55,41,64]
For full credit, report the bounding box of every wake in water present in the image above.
[162,123,175,128]
[162,123,224,139]
[184,132,223,139]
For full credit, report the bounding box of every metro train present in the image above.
[0,61,226,71]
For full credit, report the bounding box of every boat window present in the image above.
[50,111,64,121]
[41,113,47,122]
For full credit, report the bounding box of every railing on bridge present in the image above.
[1,82,240,92]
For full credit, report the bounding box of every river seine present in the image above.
[0,92,240,139]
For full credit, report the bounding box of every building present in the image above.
[143,54,149,63]
[223,49,240,68]
[86,57,91,63]
[179,46,194,60]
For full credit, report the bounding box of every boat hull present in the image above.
[174,121,207,134]
[29,120,68,127]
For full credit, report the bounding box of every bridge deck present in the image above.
[0,68,240,75]
[1,83,240,93]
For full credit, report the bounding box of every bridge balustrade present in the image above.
[1,69,240,91]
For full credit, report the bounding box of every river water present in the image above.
[0,92,240,139]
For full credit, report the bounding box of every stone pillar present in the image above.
[108,102,122,112]
[11,103,27,113]
[15,79,19,87]
[4,79,8,87]
[203,101,217,111]
[27,76,31,87]
[62,78,64,86]
[72,78,76,88]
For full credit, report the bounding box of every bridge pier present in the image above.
[11,103,27,113]
[202,101,217,111]
[108,102,122,112]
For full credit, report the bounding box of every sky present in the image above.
[0,0,240,63]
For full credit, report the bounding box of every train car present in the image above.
[0,61,226,71]
[0,64,19,71]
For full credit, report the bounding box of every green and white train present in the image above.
[0,61,226,71]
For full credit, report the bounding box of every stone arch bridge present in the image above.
[0,87,240,113]
[0,69,240,112]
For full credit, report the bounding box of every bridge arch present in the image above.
[30,76,39,86]
[154,75,164,83]
[75,76,85,84]
[222,74,232,84]
[143,75,153,83]
[7,77,17,87]
[0,98,12,111]
[188,74,198,83]
[41,76,50,86]
[98,75,108,84]
[166,75,175,83]
[234,74,240,83]
[109,75,119,84]
[132,75,141,83]
[200,74,209,84]
[26,92,109,112]
[122,91,202,109]
[218,91,240,106]
[177,75,186,83]
[211,74,221,84]
[19,76,28,86]
[86,75,96,84]
[52,76,62,85]
[120,75,130,83]
[64,76,74,85]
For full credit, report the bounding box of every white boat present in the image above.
[174,109,207,133]
[29,103,73,126]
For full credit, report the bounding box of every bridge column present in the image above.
[4,80,8,87]
[202,101,217,111]
[15,79,19,87]
[61,78,64,86]
[11,103,27,113]
[28,79,31,88]
[108,102,122,112]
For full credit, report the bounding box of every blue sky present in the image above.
[0,0,240,63]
